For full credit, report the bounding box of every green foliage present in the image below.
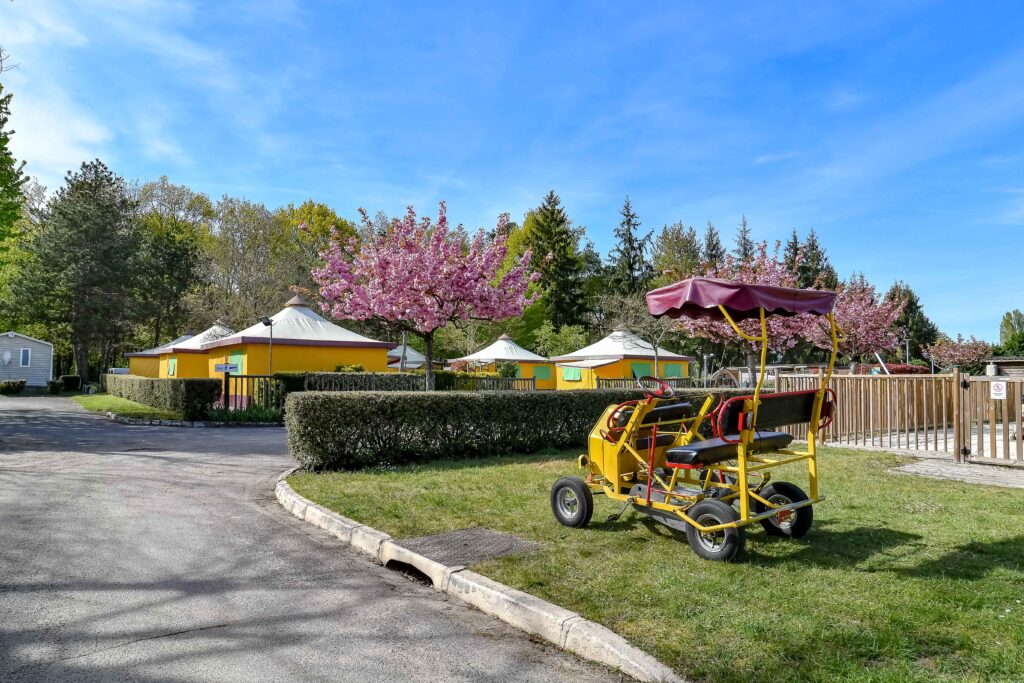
[532,320,588,357]
[0,83,27,246]
[272,371,309,394]
[886,280,939,360]
[47,379,62,394]
[652,221,701,286]
[522,192,588,327]
[999,309,1024,345]
[733,214,755,263]
[495,361,518,378]
[285,388,739,470]
[606,195,653,294]
[11,160,143,381]
[333,363,364,372]
[0,379,26,395]
[104,374,221,420]
[701,221,725,266]
[60,375,81,391]
[207,405,282,423]
[996,329,1024,357]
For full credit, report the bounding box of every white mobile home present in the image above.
[0,331,54,387]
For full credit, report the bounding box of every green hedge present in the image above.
[286,388,743,471]
[0,379,26,395]
[103,374,221,420]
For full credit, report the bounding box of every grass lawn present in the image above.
[291,448,1024,682]
[72,393,183,420]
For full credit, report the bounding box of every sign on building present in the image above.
[214,363,239,373]
[990,380,1007,400]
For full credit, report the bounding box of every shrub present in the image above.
[0,379,26,395]
[305,372,424,391]
[272,371,308,394]
[285,388,743,471]
[496,362,518,378]
[103,374,221,420]
[47,379,62,394]
[61,374,82,391]
[208,405,282,423]
[333,363,364,373]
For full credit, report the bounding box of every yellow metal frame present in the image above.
[580,308,846,534]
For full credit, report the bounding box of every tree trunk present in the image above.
[399,330,408,372]
[74,339,90,383]
[746,350,756,388]
[152,312,163,349]
[424,331,435,391]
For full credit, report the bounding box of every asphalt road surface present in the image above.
[0,396,619,682]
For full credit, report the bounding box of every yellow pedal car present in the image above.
[550,277,844,561]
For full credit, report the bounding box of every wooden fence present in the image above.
[956,374,1024,465]
[775,373,957,453]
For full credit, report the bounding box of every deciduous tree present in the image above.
[926,334,992,373]
[314,202,537,389]
[652,221,701,285]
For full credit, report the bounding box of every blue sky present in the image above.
[5,1,1024,340]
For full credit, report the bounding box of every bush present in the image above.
[0,379,26,395]
[333,363,364,373]
[286,388,743,471]
[207,405,282,423]
[61,374,82,391]
[496,362,518,378]
[47,379,62,394]
[272,371,308,394]
[103,374,221,420]
[305,372,424,391]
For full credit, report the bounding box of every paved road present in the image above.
[0,397,617,682]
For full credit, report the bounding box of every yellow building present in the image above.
[452,334,556,390]
[157,323,234,378]
[202,295,393,379]
[126,333,194,377]
[551,326,693,390]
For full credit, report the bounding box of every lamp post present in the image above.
[259,316,274,374]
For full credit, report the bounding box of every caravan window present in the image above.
[19,348,30,367]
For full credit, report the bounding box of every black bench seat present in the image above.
[665,432,794,467]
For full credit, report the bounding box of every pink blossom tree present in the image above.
[313,202,537,389]
[925,334,992,372]
[807,273,904,360]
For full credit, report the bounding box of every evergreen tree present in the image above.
[886,281,939,360]
[652,221,701,285]
[783,228,801,274]
[0,82,27,246]
[606,195,654,294]
[702,221,725,268]
[797,229,838,289]
[522,191,587,328]
[12,160,144,380]
[733,214,755,263]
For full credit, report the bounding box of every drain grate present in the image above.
[399,527,540,566]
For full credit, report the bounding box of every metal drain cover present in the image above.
[399,527,540,566]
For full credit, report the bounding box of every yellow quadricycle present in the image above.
[550,277,844,561]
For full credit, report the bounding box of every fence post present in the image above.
[952,367,962,463]
[223,371,231,411]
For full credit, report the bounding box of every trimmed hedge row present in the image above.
[103,374,221,420]
[293,370,522,393]
[285,388,744,471]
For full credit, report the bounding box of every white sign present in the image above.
[215,363,239,373]
[990,380,1007,400]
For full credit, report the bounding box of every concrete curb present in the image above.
[275,470,684,683]
[105,412,281,428]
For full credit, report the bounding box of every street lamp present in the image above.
[259,316,274,374]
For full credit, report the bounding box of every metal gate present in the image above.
[955,373,1024,465]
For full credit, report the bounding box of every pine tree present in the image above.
[523,191,588,328]
[652,222,701,285]
[886,281,939,360]
[702,221,725,269]
[607,195,654,294]
[783,228,801,274]
[0,82,27,246]
[797,229,838,289]
[733,214,755,263]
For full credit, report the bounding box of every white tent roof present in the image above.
[203,295,392,350]
[555,359,617,369]
[126,333,194,358]
[166,323,235,353]
[551,327,692,362]
[453,334,548,363]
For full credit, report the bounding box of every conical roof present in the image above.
[551,327,692,362]
[165,323,235,353]
[454,334,548,363]
[126,333,194,358]
[202,298,392,350]
[387,343,426,363]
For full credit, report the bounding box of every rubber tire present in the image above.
[753,481,813,538]
[550,477,594,528]
[685,499,745,562]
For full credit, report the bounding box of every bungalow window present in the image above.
[562,367,582,381]
[167,357,177,376]
[533,365,552,380]
[19,348,30,367]
[630,362,652,378]
[663,363,683,378]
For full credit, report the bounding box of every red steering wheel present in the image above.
[604,400,638,442]
[637,375,674,399]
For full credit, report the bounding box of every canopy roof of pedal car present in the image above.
[646,277,837,322]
